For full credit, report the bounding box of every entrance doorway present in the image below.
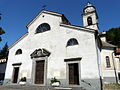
[12,67,19,83]
[35,60,45,84]
[68,63,79,85]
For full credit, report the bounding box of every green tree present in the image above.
[0,43,9,59]
[106,27,120,47]
[0,14,5,42]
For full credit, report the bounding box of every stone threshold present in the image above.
[54,87,72,89]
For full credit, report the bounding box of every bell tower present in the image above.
[82,2,99,30]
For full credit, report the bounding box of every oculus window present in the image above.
[67,38,79,46]
[15,49,22,55]
[106,56,111,68]
[36,23,50,33]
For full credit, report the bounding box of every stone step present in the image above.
[54,87,72,90]
[0,85,86,90]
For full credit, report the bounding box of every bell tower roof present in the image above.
[82,2,99,31]
[83,2,96,14]
[87,2,92,7]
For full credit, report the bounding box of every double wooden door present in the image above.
[68,63,79,85]
[35,60,45,84]
[13,67,19,83]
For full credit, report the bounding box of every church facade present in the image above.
[4,3,102,90]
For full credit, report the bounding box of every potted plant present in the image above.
[50,77,60,87]
[19,77,26,85]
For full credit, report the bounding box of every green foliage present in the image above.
[0,43,9,59]
[20,77,26,82]
[106,27,120,47]
[50,77,60,83]
[0,27,5,35]
[0,27,5,42]
[0,13,5,42]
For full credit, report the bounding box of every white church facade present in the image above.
[4,3,103,90]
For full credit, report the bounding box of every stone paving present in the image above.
[0,85,85,90]
[0,85,51,90]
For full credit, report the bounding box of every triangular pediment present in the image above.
[27,10,70,28]
[30,48,50,59]
[27,10,63,28]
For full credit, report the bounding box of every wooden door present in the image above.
[13,67,19,83]
[69,63,79,85]
[35,60,45,84]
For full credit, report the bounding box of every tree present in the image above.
[0,43,9,59]
[106,27,120,47]
[0,13,5,42]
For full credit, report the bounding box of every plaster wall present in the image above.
[83,13,98,30]
[5,12,100,89]
[101,49,114,70]
[101,48,117,83]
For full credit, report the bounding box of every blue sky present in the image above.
[0,0,120,48]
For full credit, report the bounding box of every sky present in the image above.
[0,0,120,48]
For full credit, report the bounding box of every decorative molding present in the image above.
[27,10,63,28]
[9,33,28,50]
[60,24,95,33]
[64,57,82,62]
[30,48,51,59]
[12,63,22,66]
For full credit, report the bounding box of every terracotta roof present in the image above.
[116,48,120,53]
[102,41,116,48]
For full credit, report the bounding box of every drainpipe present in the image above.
[112,52,118,84]
[95,32,103,90]
[95,43,103,90]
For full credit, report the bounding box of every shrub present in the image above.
[50,77,60,83]
[20,77,26,82]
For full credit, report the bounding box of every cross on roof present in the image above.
[42,5,47,10]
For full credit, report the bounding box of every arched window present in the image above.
[87,16,93,26]
[67,38,78,46]
[106,56,111,68]
[15,49,22,55]
[36,23,50,33]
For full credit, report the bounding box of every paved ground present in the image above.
[0,85,85,90]
[0,85,51,90]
